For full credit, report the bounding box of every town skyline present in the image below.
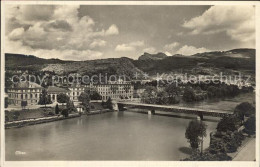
[5,5,255,61]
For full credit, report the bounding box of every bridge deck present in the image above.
[117,102,233,117]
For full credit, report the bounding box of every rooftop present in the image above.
[47,86,69,93]
[12,81,43,89]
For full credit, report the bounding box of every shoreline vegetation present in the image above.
[182,102,256,161]
[5,109,112,129]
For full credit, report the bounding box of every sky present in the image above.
[5,5,255,60]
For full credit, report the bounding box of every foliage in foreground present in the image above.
[185,120,207,149]
[182,150,232,161]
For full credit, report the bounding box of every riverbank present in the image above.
[5,109,112,129]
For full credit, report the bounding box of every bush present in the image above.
[183,150,232,161]
[5,116,9,122]
[55,104,60,115]
[209,136,226,154]
[234,102,255,122]
[217,115,240,132]
[209,130,245,154]
[183,87,196,102]
[244,116,256,135]
[13,111,20,121]
[106,97,113,110]
[48,112,55,116]
[61,109,69,117]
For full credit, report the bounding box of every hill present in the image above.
[133,48,255,75]
[138,52,168,61]
[5,48,255,78]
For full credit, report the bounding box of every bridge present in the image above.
[116,101,233,119]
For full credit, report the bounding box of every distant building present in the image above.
[6,79,134,107]
[7,81,43,105]
[68,80,134,101]
[67,84,90,101]
[46,86,70,103]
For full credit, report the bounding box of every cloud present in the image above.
[43,20,72,32]
[143,47,156,54]
[9,27,25,40]
[176,45,210,56]
[129,41,144,47]
[183,6,255,43]
[115,44,135,51]
[90,39,107,48]
[5,37,103,61]
[5,5,119,60]
[164,51,172,56]
[164,42,180,51]
[115,41,144,52]
[105,24,119,36]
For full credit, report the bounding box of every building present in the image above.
[6,80,134,107]
[67,84,90,102]
[94,83,133,101]
[46,86,70,103]
[68,80,134,101]
[7,81,43,105]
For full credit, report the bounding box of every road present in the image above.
[233,138,256,161]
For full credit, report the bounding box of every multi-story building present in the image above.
[46,86,70,103]
[68,80,134,101]
[7,80,134,107]
[67,84,90,101]
[7,81,43,105]
[94,83,133,101]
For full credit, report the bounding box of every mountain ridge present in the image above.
[5,48,255,78]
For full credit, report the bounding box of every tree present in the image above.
[101,100,106,108]
[106,97,113,110]
[216,115,240,132]
[207,86,221,98]
[61,109,69,117]
[21,100,28,109]
[141,86,157,104]
[78,90,90,112]
[185,120,207,154]
[183,87,196,102]
[66,100,77,113]
[5,97,8,108]
[57,93,70,104]
[165,84,180,104]
[234,102,255,123]
[90,91,102,100]
[55,104,60,115]
[156,90,169,105]
[38,89,52,107]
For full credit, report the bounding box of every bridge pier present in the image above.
[148,110,155,115]
[197,113,204,120]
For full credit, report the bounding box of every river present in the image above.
[6,92,255,161]
[6,111,218,161]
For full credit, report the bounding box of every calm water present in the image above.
[178,92,255,112]
[6,111,218,161]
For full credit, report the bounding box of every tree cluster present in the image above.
[141,85,180,105]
